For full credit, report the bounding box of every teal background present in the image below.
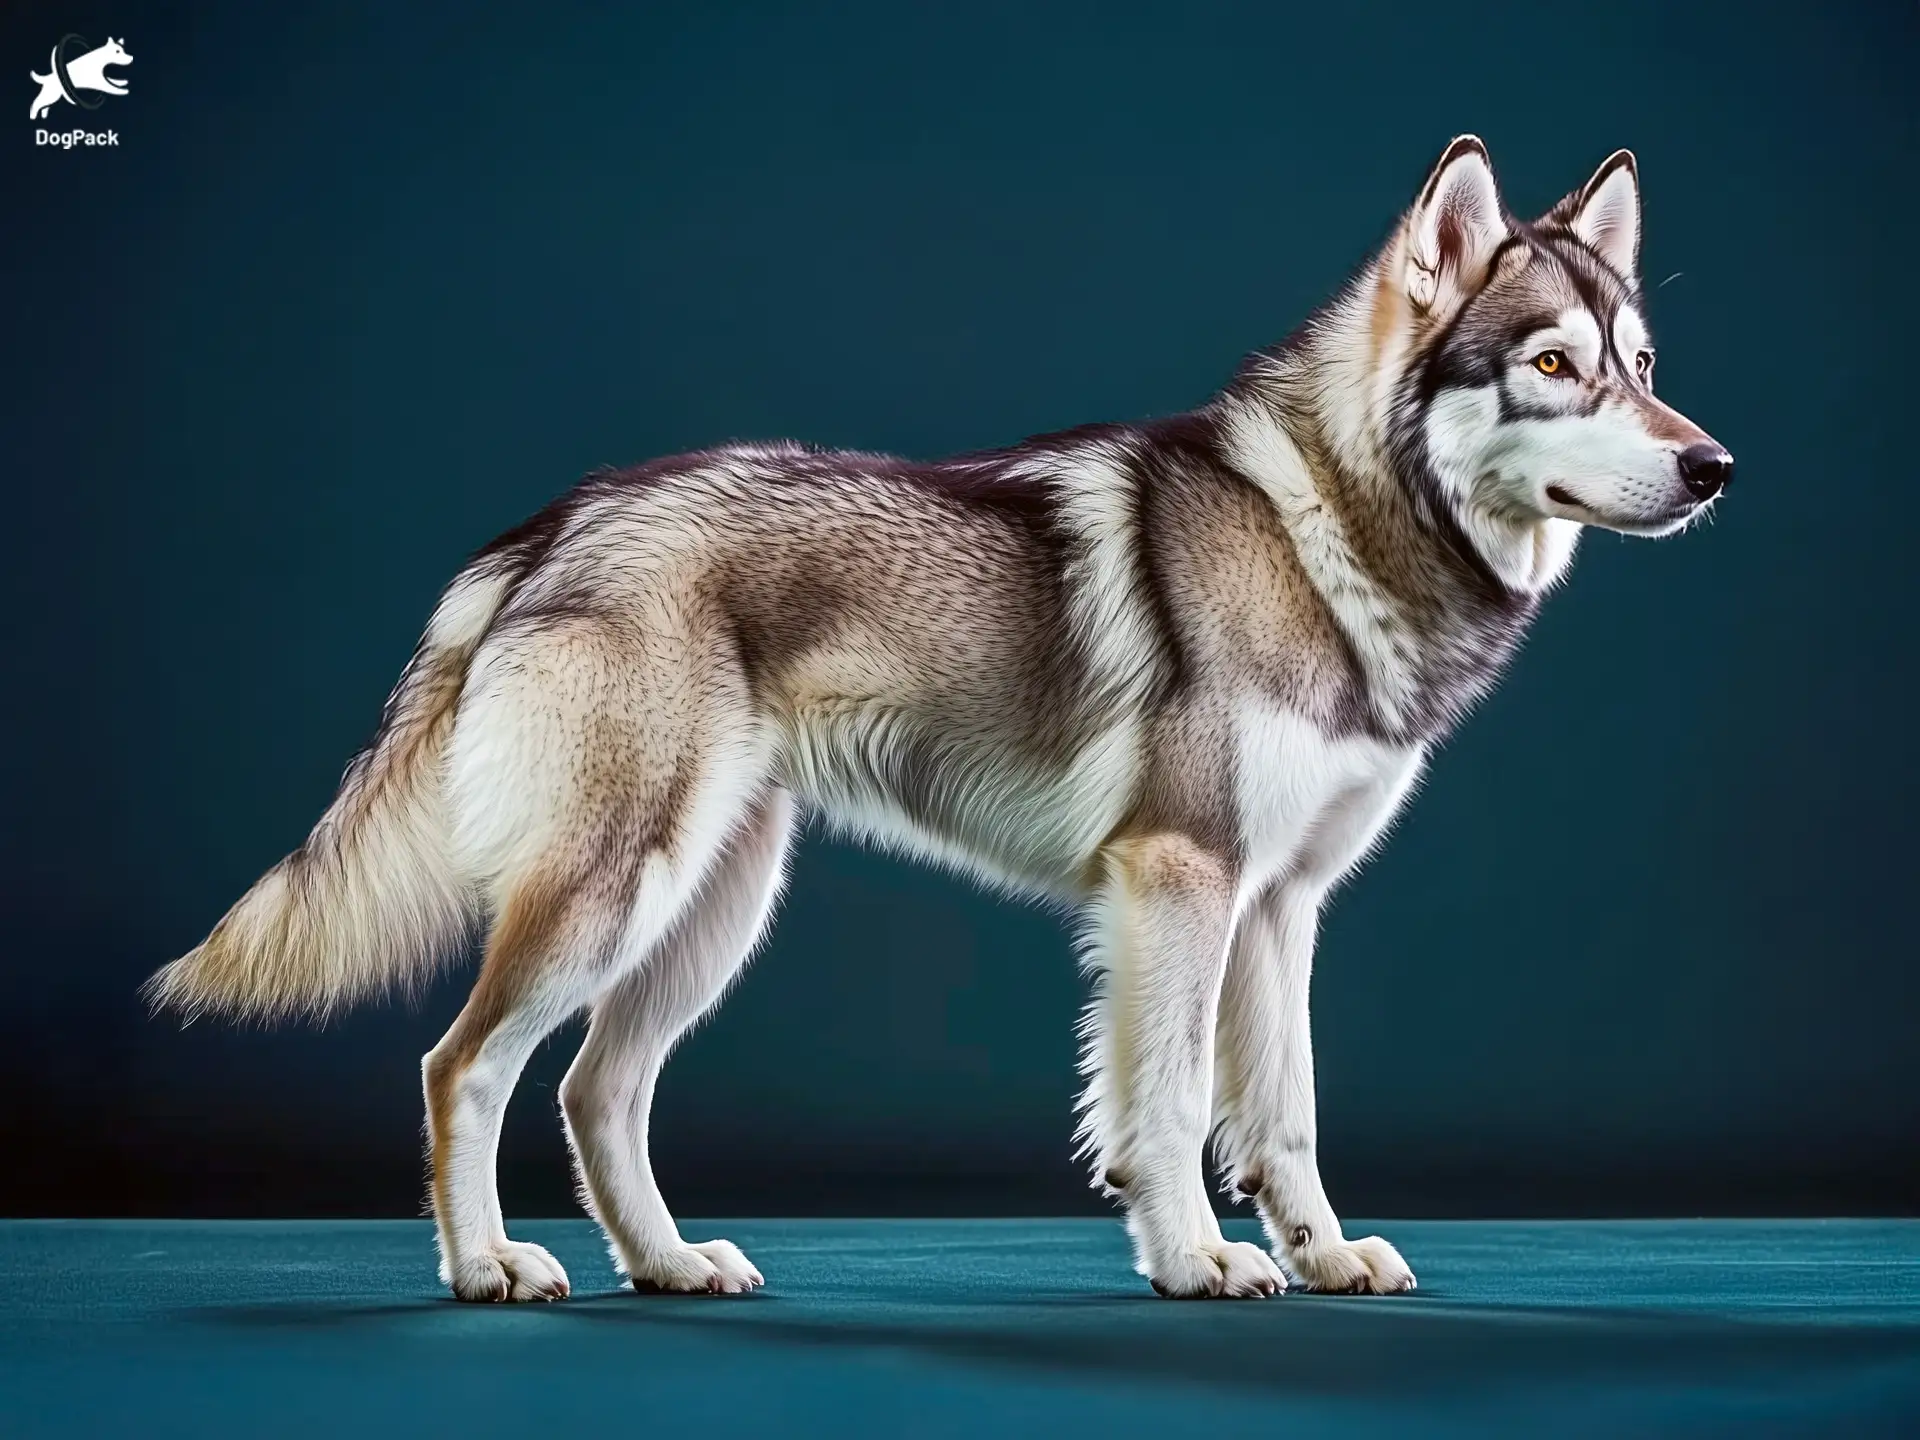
[2,0,1913,1218]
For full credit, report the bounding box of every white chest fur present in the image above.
[1232,702,1426,904]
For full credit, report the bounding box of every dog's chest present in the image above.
[1232,702,1415,890]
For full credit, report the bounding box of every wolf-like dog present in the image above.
[149,137,1731,1302]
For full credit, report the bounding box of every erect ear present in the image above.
[1404,135,1509,315]
[1551,149,1640,278]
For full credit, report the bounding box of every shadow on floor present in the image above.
[188,1287,1920,1404]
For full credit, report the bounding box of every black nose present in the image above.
[1678,442,1733,500]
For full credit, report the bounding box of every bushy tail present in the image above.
[145,564,513,1023]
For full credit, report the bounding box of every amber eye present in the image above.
[1533,350,1567,376]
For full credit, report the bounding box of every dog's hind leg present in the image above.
[422,610,772,1302]
[421,855,634,1302]
[422,796,762,1302]
[559,787,795,1294]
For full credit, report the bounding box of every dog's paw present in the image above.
[629,1238,764,1295]
[1147,1239,1285,1299]
[449,1239,571,1303]
[1285,1233,1415,1295]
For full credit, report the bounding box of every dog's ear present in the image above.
[1405,136,1509,316]
[1547,150,1640,278]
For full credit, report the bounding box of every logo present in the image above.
[30,34,130,147]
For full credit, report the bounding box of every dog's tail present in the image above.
[144,561,516,1023]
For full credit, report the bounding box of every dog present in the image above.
[148,137,1730,1302]
[29,37,131,120]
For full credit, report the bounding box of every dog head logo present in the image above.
[30,35,132,121]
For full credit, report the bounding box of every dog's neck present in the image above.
[1212,253,1568,739]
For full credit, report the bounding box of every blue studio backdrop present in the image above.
[2,0,1915,1220]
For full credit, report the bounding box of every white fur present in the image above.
[561,791,792,1294]
[1423,387,1583,592]
[1074,833,1286,1298]
[427,568,513,650]
[1034,440,1165,706]
[1232,703,1422,901]
[1070,710,1426,1295]
[1614,308,1652,375]
[781,698,1142,901]
[1215,738,1424,1293]
[1540,308,1607,378]
[1479,402,1698,537]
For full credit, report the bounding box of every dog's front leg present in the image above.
[1214,880,1416,1294]
[1080,833,1283,1298]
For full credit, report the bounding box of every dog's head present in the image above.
[1385,137,1729,539]
[87,37,133,90]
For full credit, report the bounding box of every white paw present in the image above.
[1148,1239,1285,1299]
[449,1239,571,1303]
[1285,1233,1416,1294]
[629,1237,764,1295]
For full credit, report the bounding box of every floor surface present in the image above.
[2,1219,1916,1436]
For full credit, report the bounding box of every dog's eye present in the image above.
[1635,349,1655,379]
[1532,351,1568,377]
